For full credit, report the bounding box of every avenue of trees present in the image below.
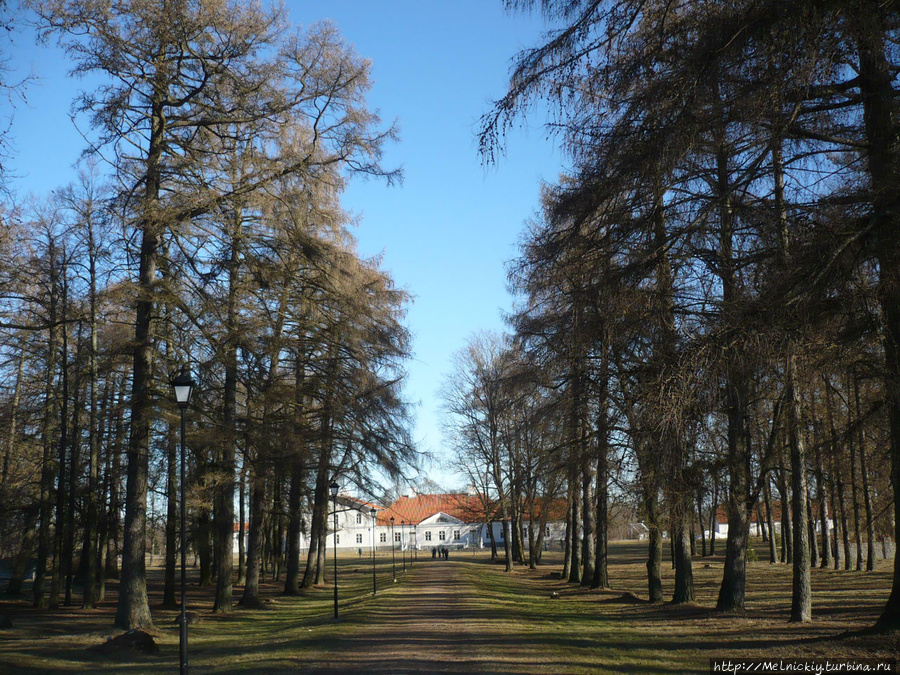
[441,0,898,629]
[0,1,414,630]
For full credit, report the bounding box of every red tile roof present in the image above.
[377,493,493,526]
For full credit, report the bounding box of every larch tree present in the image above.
[30,0,398,628]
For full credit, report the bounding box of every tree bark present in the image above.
[671,500,695,604]
[197,508,213,587]
[561,491,572,580]
[763,478,778,564]
[301,442,330,588]
[237,461,247,586]
[115,81,167,630]
[777,466,792,565]
[239,461,266,608]
[105,396,123,581]
[591,439,609,589]
[698,489,708,557]
[567,471,581,583]
[580,458,595,585]
[850,1,900,629]
[853,374,876,571]
[644,481,663,603]
[713,135,754,614]
[787,355,811,622]
[34,273,59,608]
[81,211,101,609]
[284,458,305,595]
[162,418,178,608]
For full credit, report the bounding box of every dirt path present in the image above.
[298,559,491,674]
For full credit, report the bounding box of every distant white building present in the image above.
[707,502,833,540]
[234,491,567,554]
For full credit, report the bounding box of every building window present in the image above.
[380,532,387,543]
[357,512,362,524]
[438,531,446,541]
[394,532,401,542]
[453,530,461,540]
[335,534,340,545]
[356,534,363,544]
[425,531,432,541]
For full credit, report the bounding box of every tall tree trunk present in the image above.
[835,460,852,570]
[527,513,537,569]
[646,490,663,603]
[829,463,841,570]
[65,357,83,606]
[301,441,330,589]
[709,477,718,557]
[672,498,695,604]
[823,375,843,570]
[284,458,305,595]
[34,279,59,608]
[214,214,243,613]
[815,430,833,568]
[81,200,101,610]
[670,440,694,603]
[697,490,708,557]
[778,466,792,564]
[197,508,213,586]
[567,471,581,583]
[591,439,609,589]
[115,84,166,629]
[807,486,819,569]
[162,419,178,608]
[859,433,877,571]
[561,489,572,580]
[764,478,778,564]
[848,375,864,571]
[787,356,811,622]
[105,395,123,581]
[580,457,595,586]
[772,130,811,619]
[852,3,900,629]
[51,298,70,610]
[240,460,266,608]
[0,342,25,511]
[852,374,876,571]
[487,519,499,561]
[714,136,754,614]
[237,460,247,586]
[757,506,767,542]
[314,505,326,586]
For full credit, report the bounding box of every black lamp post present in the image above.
[413,525,417,565]
[370,507,377,595]
[172,366,194,675]
[401,520,407,572]
[330,480,339,619]
[390,516,396,582]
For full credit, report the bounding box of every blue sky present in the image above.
[5,1,566,489]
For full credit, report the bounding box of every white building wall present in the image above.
[233,499,569,554]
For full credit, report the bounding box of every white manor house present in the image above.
[235,491,567,554]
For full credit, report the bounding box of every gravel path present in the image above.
[298,559,494,674]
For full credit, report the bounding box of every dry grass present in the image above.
[0,542,897,674]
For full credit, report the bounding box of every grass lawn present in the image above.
[0,541,897,673]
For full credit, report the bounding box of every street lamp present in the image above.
[413,524,417,566]
[401,520,407,572]
[171,366,194,675]
[370,507,377,596]
[390,516,396,582]
[330,480,339,619]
